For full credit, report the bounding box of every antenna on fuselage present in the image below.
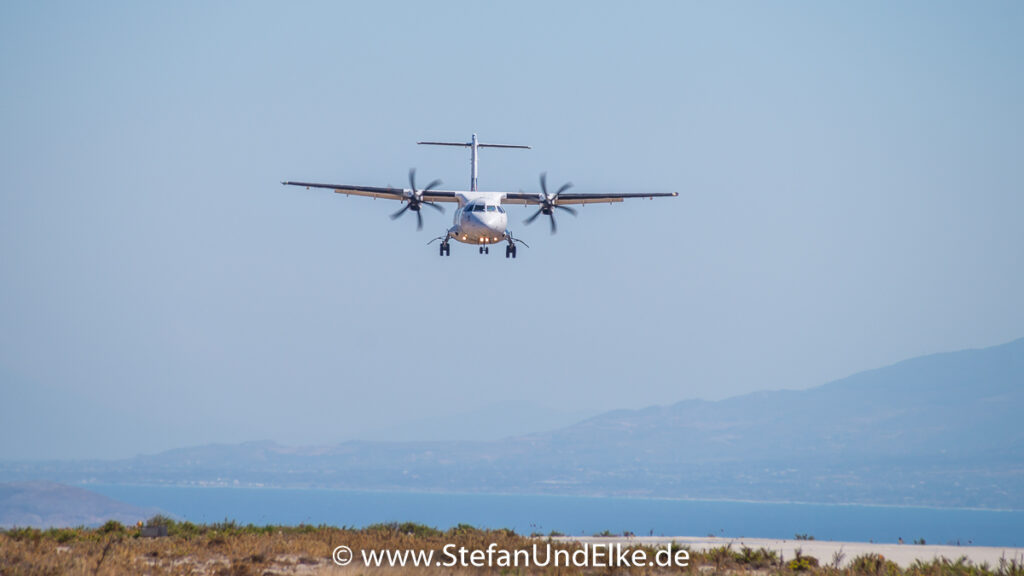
[417,133,530,191]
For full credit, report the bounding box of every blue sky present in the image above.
[2,1,1022,459]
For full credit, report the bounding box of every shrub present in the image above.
[97,520,126,535]
[4,527,42,542]
[446,523,482,537]
[705,544,735,569]
[44,527,82,543]
[364,521,445,538]
[850,553,901,576]
[788,549,819,572]
[998,556,1024,576]
[146,514,176,527]
[736,545,779,568]
[171,520,202,538]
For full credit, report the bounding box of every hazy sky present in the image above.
[2,2,1022,460]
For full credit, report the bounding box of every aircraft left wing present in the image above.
[281,181,460,203]
[501,191,678,205]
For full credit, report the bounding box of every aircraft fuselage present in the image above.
[448,193,508,245]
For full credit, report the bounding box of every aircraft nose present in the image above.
[464,211,487,231]
[478,212,506,229]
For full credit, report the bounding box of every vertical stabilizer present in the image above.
[418,134,530,191]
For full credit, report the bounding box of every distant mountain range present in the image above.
[2,338,1022,509]
[0,482,159,528]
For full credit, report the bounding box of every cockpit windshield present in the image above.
[466,204,505,213]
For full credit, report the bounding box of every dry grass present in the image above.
[2,522,1022,576]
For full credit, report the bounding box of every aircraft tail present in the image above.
[418,133,529,191]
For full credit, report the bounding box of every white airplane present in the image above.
[282,134,677,258]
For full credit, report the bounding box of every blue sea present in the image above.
[87,485,1024,547]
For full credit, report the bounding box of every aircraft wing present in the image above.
[501,191,678,205]
[281,181,460,203]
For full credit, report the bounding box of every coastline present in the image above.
[562,536,1024,568]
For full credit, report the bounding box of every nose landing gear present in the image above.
[478,246,489,254]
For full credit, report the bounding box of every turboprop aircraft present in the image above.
[282,134,677,258]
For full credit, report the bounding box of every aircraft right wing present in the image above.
[501,190,678,206]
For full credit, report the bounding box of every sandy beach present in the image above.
[562,536,1024,568]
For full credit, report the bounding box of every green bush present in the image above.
[146,514,175,527]
[998,557,1024,576]
[705,544,735,569]
[849,553,901,576]
[736,545,779,568]
[446,523,482,537]
[4,527,42,542]
[366,522,443,538]
[788,549,819,572]
[97,520,126,535]
[44,527,81,543]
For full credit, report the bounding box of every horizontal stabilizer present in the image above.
[417,141,470,147]
[479,143,531,149]
[418,141,530,149]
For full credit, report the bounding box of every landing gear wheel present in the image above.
[444,245,450,256]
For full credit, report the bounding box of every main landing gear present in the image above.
[504,231,528,258]
[429,234,452,256]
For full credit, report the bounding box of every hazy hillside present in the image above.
[2,339,1022,509]
[0,482,160,528]
[537,336,1024,464]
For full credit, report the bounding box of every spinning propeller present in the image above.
[391,168,444,230]
[524,173,576,234]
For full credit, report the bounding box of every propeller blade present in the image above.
[408,168,418,192]
[524,208,544,225]
[549,213,557,235]
[423,178,442,193]
[390,203,411,220]
[423,201,445,213]
[554,204,578,216]
[555,182,573,196]
[416,210,423,231]
[540,172,548,196]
